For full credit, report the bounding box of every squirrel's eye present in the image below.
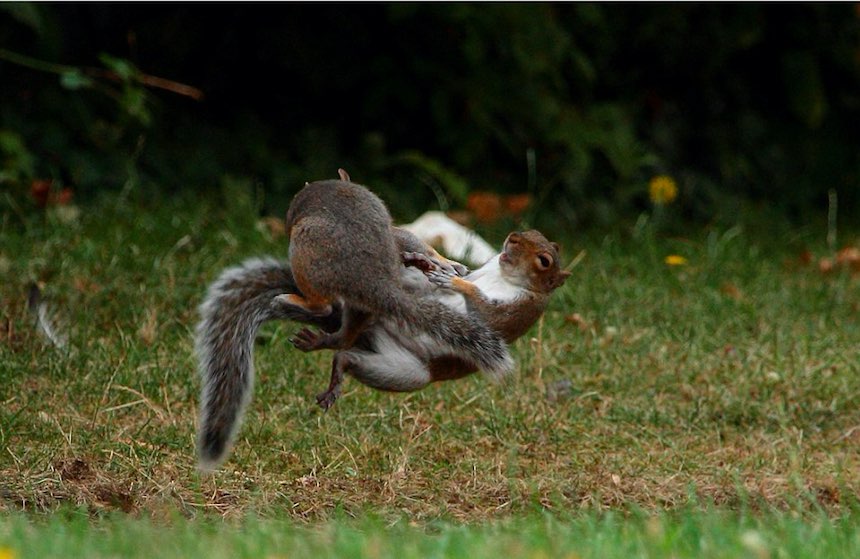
[536,254,552,269]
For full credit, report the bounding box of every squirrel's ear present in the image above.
[338,168,351,182]
[550,241,561,253]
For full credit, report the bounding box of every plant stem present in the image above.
[0,48,204,101]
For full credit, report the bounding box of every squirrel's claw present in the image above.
[402,251,469,278]
[433,258,467,277]
[426,268,455,289]
[291,327,328,352]
[316,352,349,411]
[316,387,340,410]
[401,251,437,272]
[450,262,470,277]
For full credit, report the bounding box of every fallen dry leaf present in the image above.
[31,179,52,208]
[811,245,860,276]
[836,246,860,271]
[465,191,533,224]
[56,188,74,205]
[466,191,503,224]
[503,193,532,217]
[720,282,743,300]
[31,179,76,209]
[565,312,591,332]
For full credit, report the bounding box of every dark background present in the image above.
[2,3,859,227]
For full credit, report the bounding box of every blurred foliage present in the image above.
[1,4,858,227]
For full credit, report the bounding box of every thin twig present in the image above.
[110,384,167,420]
[0,48,204,101]
[564,249,587,272]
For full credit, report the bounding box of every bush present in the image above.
[1,4,858,226]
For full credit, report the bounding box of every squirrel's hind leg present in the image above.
[316,351,354,410]
[290,306,371,352]
[272,293,332,317]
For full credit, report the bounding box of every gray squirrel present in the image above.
[196,174,569,469]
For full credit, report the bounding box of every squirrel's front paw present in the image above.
[450,262,470,277]
[426,268,455,289]
[402,252,469,277]
[402,252,436,272]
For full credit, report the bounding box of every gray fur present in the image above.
[196,188,514,469]
[195,257,299,470]
[195,254,512,469]
[383,292,514,378]
[286,180,513,376]
[344,330,433,391]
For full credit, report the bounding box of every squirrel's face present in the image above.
[500,230,571,293]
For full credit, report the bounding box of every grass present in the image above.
[3,509,860,558]
[1,188,859,554]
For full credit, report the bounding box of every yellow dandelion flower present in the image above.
[0,547,17,559]
[648,175,678,205]
[664,254,688,266]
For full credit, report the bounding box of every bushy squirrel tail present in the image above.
[195,257,339,470]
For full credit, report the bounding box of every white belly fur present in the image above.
[347,254,525,389]
[436,255,523,312]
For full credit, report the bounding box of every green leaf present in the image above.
[99,53,138,81]
[0,129,36,178]
[59,70,93,90]
[122,87,151,126]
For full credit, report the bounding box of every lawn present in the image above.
[3,509,860,558]
[1,189,859,555]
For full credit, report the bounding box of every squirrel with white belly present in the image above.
[196,171,569,469]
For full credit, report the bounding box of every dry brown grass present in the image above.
[2,198,859,522]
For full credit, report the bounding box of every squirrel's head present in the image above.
[499,230,571,293]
